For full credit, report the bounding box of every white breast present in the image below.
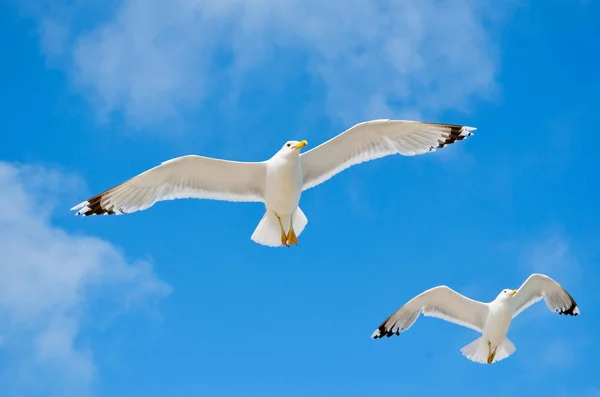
[264,158,303,215]
[483,302,513,346]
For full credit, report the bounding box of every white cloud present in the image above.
[543,339,574,369]
[34,0,507,128]
[523,232,581,284]
[0,162,171,397]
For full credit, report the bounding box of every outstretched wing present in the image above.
[511,274,579,318]
[71,155,266,216]
[300,119,475,191]
[371,286,489,339]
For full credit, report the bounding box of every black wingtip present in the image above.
[557,290,579,316]
[437,125,472,149]
[76,192,120,216]
[371,323,402,339]
[371,326,387,339]
[559,303,579,316]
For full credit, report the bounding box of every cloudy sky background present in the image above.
[1,1,599,396]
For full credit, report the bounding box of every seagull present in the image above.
[371,274,579,364]
[71,119,475,247]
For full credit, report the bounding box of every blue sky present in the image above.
[1,1,599,396]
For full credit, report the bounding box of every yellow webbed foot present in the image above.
[487,343,496,364]
[286,228,298,246]
[276,214,290,247]
[281,230,289,247]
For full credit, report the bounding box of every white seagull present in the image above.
[71,119,475,247]
[371,274,579,364]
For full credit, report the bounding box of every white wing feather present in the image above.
[371,286,489,338]
[301,120,476,190]
[71,155,266,216]
[511,274,579,318]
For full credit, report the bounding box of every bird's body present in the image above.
[265,150,303,221]
[71,119,475,247]
[254,143,307,246]
[482,297,513,354]
[460,293,517,364]
[372,274,579,364]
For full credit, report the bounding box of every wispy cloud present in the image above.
[31,0,508,129]
[543,339,575,369]
[523,232,581,284]
[0,162,171,397]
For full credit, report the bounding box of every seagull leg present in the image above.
[286,212,298,246]
[286,226,298,246]
[487,341,496,364]
[276,214,289,247]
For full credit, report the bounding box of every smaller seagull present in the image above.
[371,274,579,364]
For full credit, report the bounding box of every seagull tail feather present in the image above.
[251,211,283,247]
[460,337,488,364]
[291,207,308,238]
[250,207,308,247]
[492,337,516,363]
[460,336,516,364]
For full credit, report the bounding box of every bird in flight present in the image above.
[71,119,475,247]
[371,273,579,364]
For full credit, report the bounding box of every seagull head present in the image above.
[277,140,308,157]
[496,288,518,301]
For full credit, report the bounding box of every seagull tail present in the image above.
[250,211,281,247]
[460,337,516,364]
[493,337,516,363]
[250,207,308,247]
[291,207,308,238]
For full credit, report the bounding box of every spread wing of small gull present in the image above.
[71,155,267,216]
[301,120,476,191]
[511,274,580,318]
[371,286,489,338]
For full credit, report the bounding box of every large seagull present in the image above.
[71,119,475,247]
[371,274,579,364]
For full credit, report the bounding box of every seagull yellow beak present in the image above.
[293,140,308,149]
[511,290,518,296]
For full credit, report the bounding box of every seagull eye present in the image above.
[286,143,291,147]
